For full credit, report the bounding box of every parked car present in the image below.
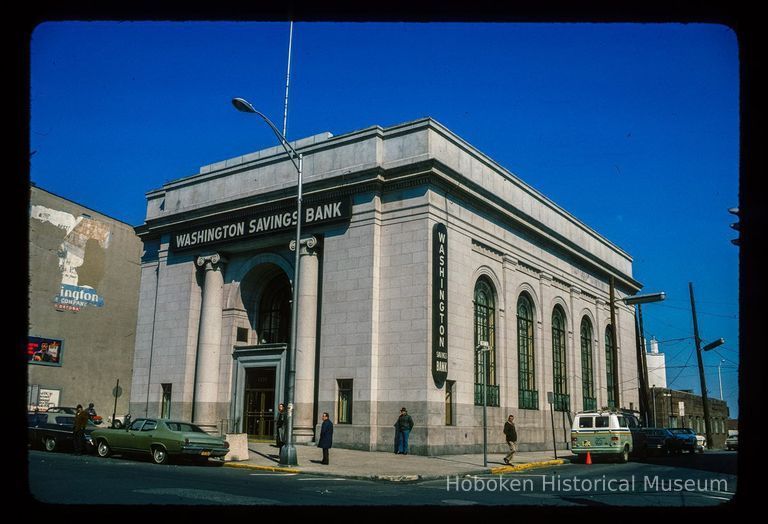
[667,427,698,453]
[45,406,78,415]
[570,409,642,463]
[91,418,230,465]
[107,413,129,429]
[725,432,738,451]
[695,434,706,453]
[637,428,676,456]
[27,412,96,452]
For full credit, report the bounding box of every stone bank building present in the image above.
[131,118,643,454]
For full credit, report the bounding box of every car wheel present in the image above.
[152,446,169,465]
[97,439,111,458]
[44,437,57,452]
[619,445,629,463]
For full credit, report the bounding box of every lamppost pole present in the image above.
[232,97,302,466]
[477,341,489,467]
[718,359,725,401]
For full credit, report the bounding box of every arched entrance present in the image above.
[236,265,292,439]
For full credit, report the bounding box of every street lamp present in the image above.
[233,97,303,466]
[618,291,666,426]
[476,340,490,467]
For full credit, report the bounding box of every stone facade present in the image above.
[28,185,141,419]
[131,118,642,454]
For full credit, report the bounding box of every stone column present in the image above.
[193,253,227,430]
[292,236,319,442]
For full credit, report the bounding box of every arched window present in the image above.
[517,293,538,409]
[552,306,569,412]
[605,326,616,408]
[580,317,597,411]
[258,275,291,344]
[474,278,498,407]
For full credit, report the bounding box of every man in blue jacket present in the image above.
[317,412,333,465]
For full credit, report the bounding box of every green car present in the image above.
[91,418,229,465]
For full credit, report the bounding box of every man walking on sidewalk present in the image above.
[503,414,517,465]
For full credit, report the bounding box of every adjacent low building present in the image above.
[649,387,730,448]
[28,184,142,420]
[130,118,644,454]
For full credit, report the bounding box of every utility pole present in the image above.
[609,276,620,408]
[689,282,713,449]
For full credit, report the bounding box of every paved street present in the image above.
[27,449,736,506]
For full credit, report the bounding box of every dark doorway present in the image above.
[243,367,276,438]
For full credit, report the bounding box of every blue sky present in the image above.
[29,22,740,417]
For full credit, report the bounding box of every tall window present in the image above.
[605,326,616,408]
[517,293,538,409]
[580,317,596,411]
[161,383,172,419]
[552,306,569,412]
[445,380,456,426]
[337,379,353,424]
[474,278,499,407]
[258,276,291,344]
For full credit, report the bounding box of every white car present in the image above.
[695,434,706,453]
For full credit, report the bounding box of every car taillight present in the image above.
[611,436,619,441]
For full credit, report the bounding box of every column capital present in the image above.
[196,253,228,271]
[289,236,320,256]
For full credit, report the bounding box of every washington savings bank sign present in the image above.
[432,223,448,388]
[171,197,352,252]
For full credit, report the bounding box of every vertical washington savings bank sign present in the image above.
[433,223,448,387]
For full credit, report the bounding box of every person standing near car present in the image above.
[317,412,333,465]
[73,404,89,455]
[503,414,517,465]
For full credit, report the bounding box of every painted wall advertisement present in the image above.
[28,336,64,366]
[30,204,110,313]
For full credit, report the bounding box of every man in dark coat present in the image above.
[275,403,286,449]
[503,414,518,465]
[317,412,333,465]
[395,407,414,454]
[73,404,89,455]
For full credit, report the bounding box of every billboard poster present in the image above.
[28,336,63,366]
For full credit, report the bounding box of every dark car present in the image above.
[27,412,96,452]
[667,427,698,453]
[638,428,675,456]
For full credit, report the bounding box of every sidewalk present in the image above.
[223,441,571,481]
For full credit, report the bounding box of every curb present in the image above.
[222,459,567,480]
[223,462,301,474]
[489,459,567,474]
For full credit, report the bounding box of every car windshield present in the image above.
[670,428,693,435]
[165,422,207,433]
